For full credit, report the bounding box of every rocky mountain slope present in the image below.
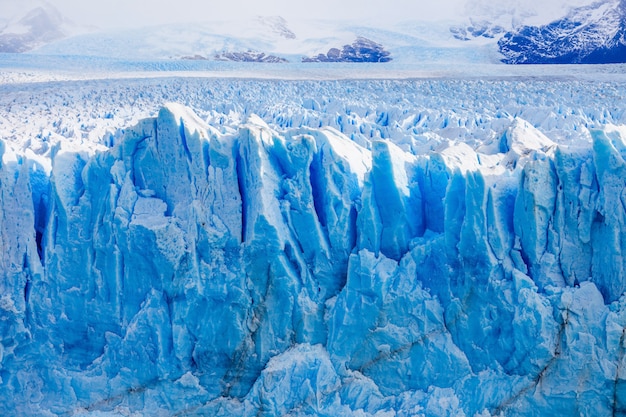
[499,0,626,63]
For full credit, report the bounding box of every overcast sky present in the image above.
[1,0,597,29]
[1,0,465,27]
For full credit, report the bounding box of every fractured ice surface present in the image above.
[2,95,626,416]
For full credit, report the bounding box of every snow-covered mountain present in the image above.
[450,19,506,41]
[4,0,624,65]
[30,17,429,63]
[2,73,626,416]
[498,0,626,63]
[0,2,77,53]
[25,17,510,66]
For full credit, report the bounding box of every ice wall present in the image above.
[2,105,626,416]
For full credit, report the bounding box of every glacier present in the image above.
[2,76,626,416]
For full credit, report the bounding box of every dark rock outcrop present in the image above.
[303,37,392,63]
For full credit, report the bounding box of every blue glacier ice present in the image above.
[2,92,626,416]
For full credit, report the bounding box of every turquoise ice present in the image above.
[2,101,626,416]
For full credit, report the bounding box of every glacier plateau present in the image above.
[2,77,626,416]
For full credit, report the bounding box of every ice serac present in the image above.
[358,139,422,260]
[590,127,626,302]
[4,105,626,416]
[0,142,46,414]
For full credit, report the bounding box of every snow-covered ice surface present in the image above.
[3,58,626,416]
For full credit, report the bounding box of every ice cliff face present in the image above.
[3,103,626,416]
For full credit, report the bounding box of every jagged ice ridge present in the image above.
[2,78,626,416]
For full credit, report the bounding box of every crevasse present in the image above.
[2,103,626,416]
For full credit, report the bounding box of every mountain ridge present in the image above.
[498,0,626,63]
[0,1,74,53]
